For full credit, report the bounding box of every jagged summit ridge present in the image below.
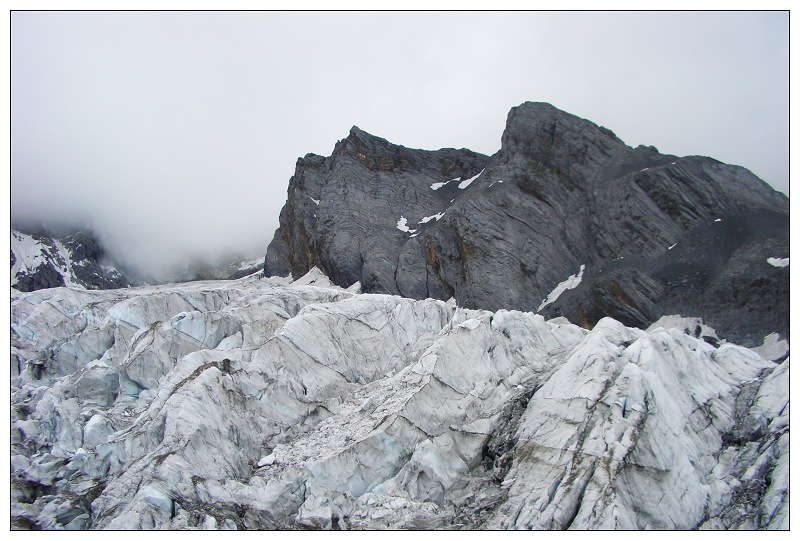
[264,102,788,346]
[500,101,627,160]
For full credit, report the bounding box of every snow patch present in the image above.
[418,212,444,224]
[537,264,585,312]
[767,257,789,268]
[714,218,722,222]
[309,196,320,205]
[458,169,484,189]
[396,216,418,234]
[237,256,265,271]
[668,243,677,250]
[431,177,460,190]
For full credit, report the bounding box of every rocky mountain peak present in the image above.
[265,103,788,347]
[333,125,424,174]
[500,102,631,179]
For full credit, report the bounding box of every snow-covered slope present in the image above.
[11,229,130,292]
[10,269,788,530]
[11,226,265,290]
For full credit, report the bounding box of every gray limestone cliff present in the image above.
[265,103,788,346]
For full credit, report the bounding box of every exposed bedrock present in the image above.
[264,102,788,346]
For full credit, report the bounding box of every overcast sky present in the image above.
[10,11,789,280]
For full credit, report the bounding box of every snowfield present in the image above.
[11,230,80,288]
[10,268,788,530]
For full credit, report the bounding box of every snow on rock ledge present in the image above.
[10,271,789,530]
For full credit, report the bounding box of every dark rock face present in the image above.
[13,260,66,292]
[264,126,489,292]
[62,230,131,289]
[265,102,789,346]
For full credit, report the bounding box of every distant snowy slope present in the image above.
[11,228,130,291]
[10,226,265,291]
[11,231,47,274]
[11,229,69,289]
[11,267,788,530]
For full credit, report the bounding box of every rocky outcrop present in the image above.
[264,103,789,346]
[11,271,788,529]
[265,127,489,291]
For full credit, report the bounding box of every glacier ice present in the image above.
[10,268,789,530]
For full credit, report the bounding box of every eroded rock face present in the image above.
[264,127,489,293]
[264,102,789,346]
[11,270,788,530]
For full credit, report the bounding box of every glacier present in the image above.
[10,268,788,530]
